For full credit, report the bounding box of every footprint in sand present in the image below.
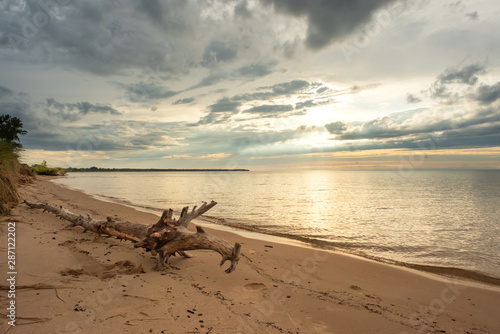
[311,321,334,334]
[244,282,268,291]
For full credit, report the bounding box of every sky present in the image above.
[1,0,500,170]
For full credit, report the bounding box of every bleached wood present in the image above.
[24,200,241,273]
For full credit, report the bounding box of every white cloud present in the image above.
[1,0,500,169]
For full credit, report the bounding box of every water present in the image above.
[52,170,500,280]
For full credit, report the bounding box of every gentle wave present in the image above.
[198,215,500,286]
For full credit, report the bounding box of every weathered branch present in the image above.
[148,200,217,233]
[24,200,241,273]
[176,201,217,227]
[23,201,145,242]
[144,201,218,261]
[135,225,241,273]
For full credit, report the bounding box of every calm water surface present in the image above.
[52,170,500,279]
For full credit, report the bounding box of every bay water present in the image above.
[52,170,500,281]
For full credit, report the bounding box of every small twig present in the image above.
[54,288,66,303]
[122,294,162,303]
[124,317,165,326]
[106,313,127,320]
[0,283,74,291]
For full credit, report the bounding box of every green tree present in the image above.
[0,114,27,145]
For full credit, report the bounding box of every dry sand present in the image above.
[1,177,499,334]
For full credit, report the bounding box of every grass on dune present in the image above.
[0,142,34,215]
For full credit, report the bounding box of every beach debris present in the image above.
[23,200,241,273]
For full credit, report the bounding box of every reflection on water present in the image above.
[53,170,500,279]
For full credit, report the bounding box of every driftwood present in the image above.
[24,200,241,273]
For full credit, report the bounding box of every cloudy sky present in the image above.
[1,0,500,170]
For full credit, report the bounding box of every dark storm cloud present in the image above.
[234,0,252,18]
[18,113,186,152]
[406,93,422,104]
[437,64,484,86]
[0,0,407,84]
[0,1,295,82]
[237,61,277,78]
[193,80,326,125]
[262,0,398,49]
[295,100,316,109]
[192,79,348,126]
[45,98,121,121]
[326,107,455,141]
[331,113,430,140]
[128,131,178,147]
[201,41,238,67]
[136,0,165,27]
[243,104,294,114]
[2,1,499,167]
[429,84,453,102]
[265,80,312,95]
[182,126,311,156]
[172,97,195,105]
[405,64,497,108]
[428,64,486,103]
[0,87,44,133]
[296,124,322,133]
[123,82,178,102]
[0,101,34,132]
[241,104,305,118]
[232,80,319,102]
[295,98,338,109]
[188,62,278,91]
[0,0,203,76]
[466,11,478,20]
[471,82,500,105]
[207,98,242,113]
[325,103,500,150]
[316,86,329,94]
[0,85,13,98]
[195,111,234,126]
[0,93,81,150]
[186,117,494,159]
[325,121,348,135]
[193,97,242,126]
[188,73,229,91]
[134,0,193,34]
[322,64,500,149]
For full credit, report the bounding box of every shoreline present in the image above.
[2,177,500,333]
[51,176,500,289]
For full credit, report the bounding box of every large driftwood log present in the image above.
[24,201,241,273]
[23,201,146,242]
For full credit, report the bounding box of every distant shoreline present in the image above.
[66,168,250,172]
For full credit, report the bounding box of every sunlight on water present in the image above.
[53,170,500,279]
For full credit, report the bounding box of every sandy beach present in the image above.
[1,177,500,334]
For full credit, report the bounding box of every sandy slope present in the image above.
[1,177,499,334]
